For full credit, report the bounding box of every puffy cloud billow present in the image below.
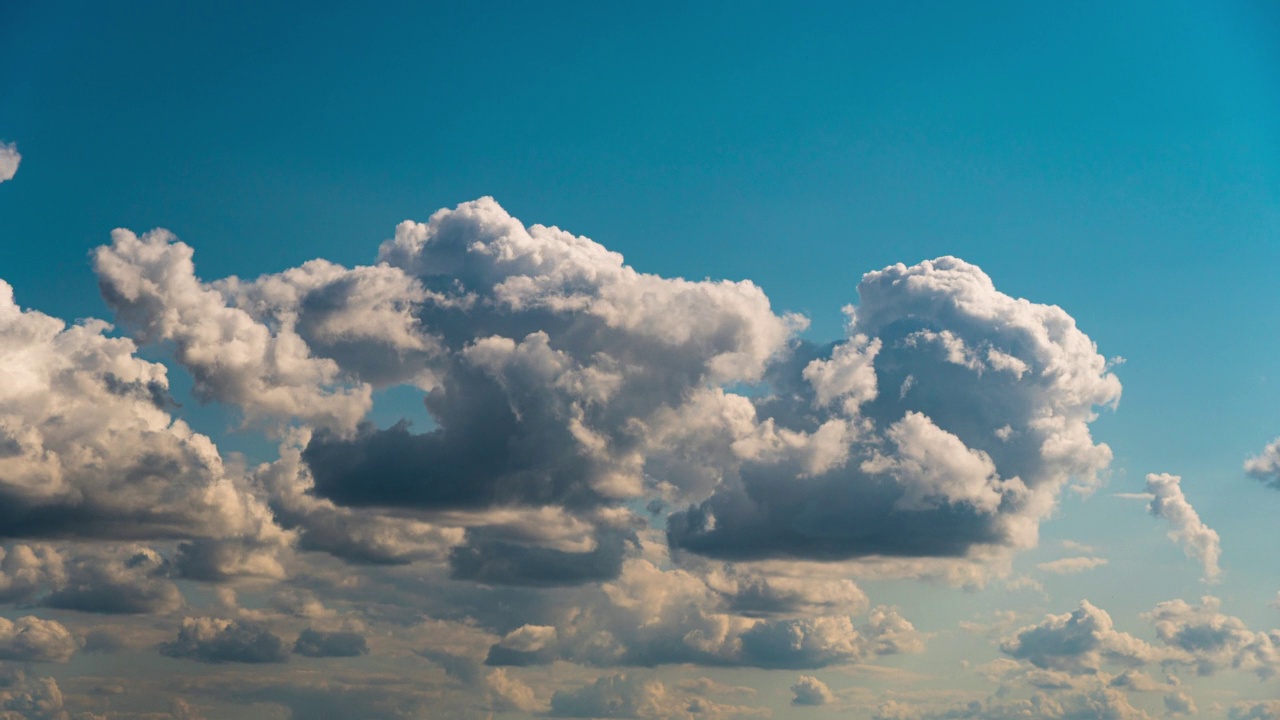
[0,196,1139,715]
[1144,473,1222,582]
[668,256,1120,567]
[92,199,1119,587]
[0,280,288,569]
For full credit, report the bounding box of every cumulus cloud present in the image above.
[485,668,543,713]
[480,554,922,670]
[95,198,822,585]
[1145,473,1221,582]
[1146,596,1280,678]
[94,231,376,432]
[293,628,369,657]
[0,280,288,573]
[1233,701,1280,720]
[669,256,1119,571]
[0,616,76,663]
[1164,690,1196,715]
[1245,439,1280,489]
[43,545,183,614]
[548,672,765,720]
[873,684,1153,720]
[160,617,289,664]
[89,202,1122,590]
[1000,601,1162,674]
[0,142,18,183]
[0,669,69,720]
[790,675,834,706]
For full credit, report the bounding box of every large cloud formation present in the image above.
[93,198,1120,587]
[0,280,286,575]
[0,196,1139,715]
[668,256,1120,566]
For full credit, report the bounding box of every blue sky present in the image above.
[1,2,1279,718]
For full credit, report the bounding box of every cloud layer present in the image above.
[0,195,1192,718]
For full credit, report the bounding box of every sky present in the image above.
[0,1,1279,718]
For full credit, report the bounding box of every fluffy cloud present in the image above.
[0,142,18,183]
[0,280,288,573]
[94,198,814,585]
[548,672,765,720]
[1164,691,1196,715]
[873,685,1153,720]
[1000,601,1162,674]
[293,628,369,657]
[1146,596,1280,678]
[1144,473,1221,582]
[1245,439,1280,489]
[160,617,289,664]
[90,203,1122,589]
[790,675,834,706]
[480,554,922,670]
[43,546,183,614]
[1233,701,1280,720]
[94,231,375,432]
[0,616,76,663]
[669,256,1119,570]
[0,670,69,720]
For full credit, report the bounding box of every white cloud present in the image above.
[1144,473,1222,582]
[790,675,834,706]
[1000,601,1164,674]
[0,142,19,183]
[1245,438,1280,489]
[0,616,76,663]
[1036,556,1109,575]
[0,280,289,573]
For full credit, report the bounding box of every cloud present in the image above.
[0,669,69,720]
[160,617,289,664]
[293,628,369,657]
[1000,601,1162,674]
[790,675,834,706]
[1164,690,1196,715]
[0,142,18,183]
[1233,701,1280,720]
[0,280,289,574]
[1245,438,1280,489]
[1146,596,1280,678]
[548,672,766,720]
[89,202,1122,592]
[485,668,543,713]
[668,256,1119,571]
[95,198,821,586]
[94,232,375,432]
[480,554,923,670]
[1036,556,1109,575]
[873,684,1153,720]
[253,432,464,565]
[0,616,76,663]
[1144,473,1222,582]
[42,546,183,614]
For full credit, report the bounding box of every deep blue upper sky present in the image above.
[4,1,1277,482]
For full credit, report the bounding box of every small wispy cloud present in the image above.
[1037,557,1109,575]
[1145,472,1222,583]
[0,142,20,183]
